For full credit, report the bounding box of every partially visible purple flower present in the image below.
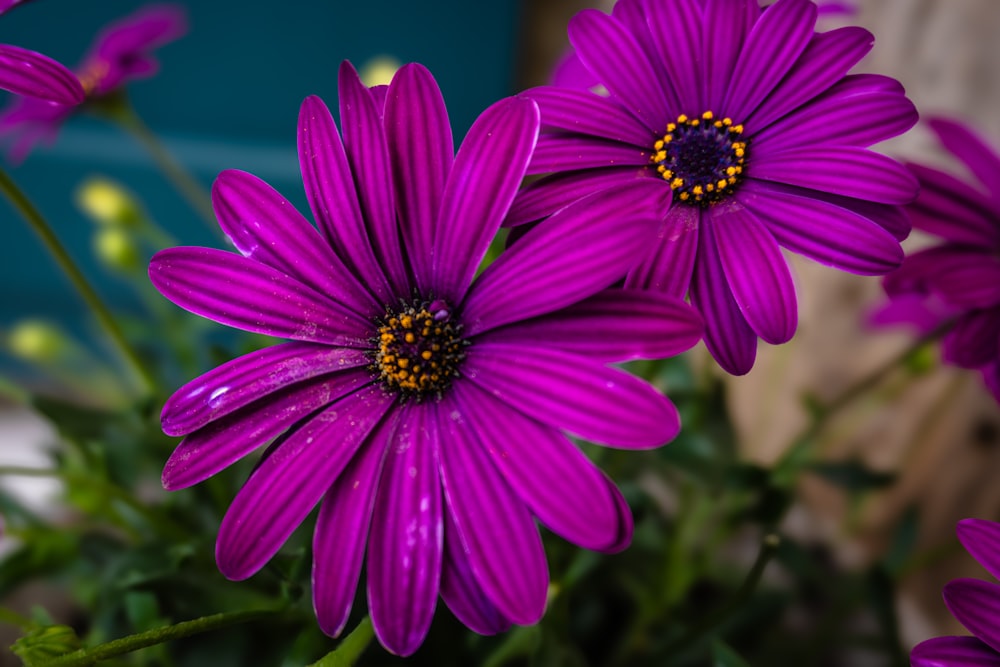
[877,118,1000,402]
[0,0,32,15]
[150,61,703,655]
[0,45,83,105]
[911,518,1000,667]
[516,0,917,375]
[0,4,186,160]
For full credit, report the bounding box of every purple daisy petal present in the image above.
[431,95,538,303]
[439,509,512,635]
[722,0,816,122]
[551,49,599,90]
[161,342,368,437]
[943,578,1000,654]
[437,394,548,624]
[738,180,903,275]
[483,289,702,363]
[338,61,409,297]
[943,310,1000,369]
[711,202,798,345]
[212,169,378,315]
[958,518,1000,582]
[528,133,650,175]
[929,117,1000,201]
[456,382,633,553]
[906,164,1000,247]
[367,403,443,657]
[384,63,453,293]
[312,413,394,638]
[464,182,666,336]
[911,248,1000,310]
[163,369,373,491]
[526,85,654,146]
[701,0,755,111]
[0,45,85,105]
[690,219,758,375]
[803,189,912,242]
[625,206,700,298]
[507,165,655,227]
[911,636,1000,667]
[750,145,919,205]
[746,26,874,132]
[149,247,370,344]
[464,342,679,448]
[297,95,394,303]
[639,0,702,112]
[216,386,394,580]
[568,8,670,132]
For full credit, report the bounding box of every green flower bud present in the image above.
[6,319,67,363]
[76,177,141,227]
[11,624,82,665]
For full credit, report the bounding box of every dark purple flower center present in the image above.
[372,298,465,399]
[650,111,748,206]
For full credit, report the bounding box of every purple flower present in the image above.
[878,118,1000,402]
[149,62,703,655]
[0,4,186,160]
[513,0,918,375]
[0,0,32,15]
[911,518,1000,666]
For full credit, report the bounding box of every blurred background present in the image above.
[2,0,1000,664]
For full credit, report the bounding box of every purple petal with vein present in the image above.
[702,0,753,110]
[625,206,700,298]
[930,117,1000,201]
[367,403,443,657]
[906,164,1000,247]
[528,133,650,175]
[911,636,1000,667]
[958,518,1000,582]
[440,509,512,635]
[944,578,1000,654]
[526,85,653,146]
[942,310,1000,369]
[507,166,655,226]
[464,342,679,448]
[640,0,704,112]
[0,45,84,104]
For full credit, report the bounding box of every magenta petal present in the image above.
[942,310,1000,369]
[465,182,665,336]
[149,247,370,344]
[212,169,377,315]
[944,579,1000,654]
[215,387,393,580]
[457,382,633,553]
[439,510,512,635]
[367,403,443,657]
[750,146,918,205]
[464,342,679,448]
[641,0,704,112]
[568,9,669,133]
[384,63,453,292]
[437,394,548,624]
[297,95,393,302]
[918,250,1000,310]
[0,45,84,104]
[527,85,653,146]
[958,518,1000,583]
[711,204,797,345]
[431,96,538,303]
[162,342,368,437]
[738,181,903,275]
[163,369,373,491]
[528,133,650,175]
[312,414,394,638]
[338,61,409,297]
[690,220,758,375]
[929,117,1000,201]
[722,0,816,121]
[911,636,1000,667]
[907,164,1000,247]
[625,206,700,298]
[485,289,702,363]
[507,166,656,227]
[701,0,754,110]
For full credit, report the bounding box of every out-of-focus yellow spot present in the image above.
[359,55,402,87]
[7,319,66,362]
[76,177,139,226]
[94,227,140,271]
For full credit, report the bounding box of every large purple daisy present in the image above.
[512,0,918,375]
[0,3,186,160]
[149,62,703,655]
[911,518,1000,667]
[878,118,1000,403]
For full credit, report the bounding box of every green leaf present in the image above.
[712,639,751,667]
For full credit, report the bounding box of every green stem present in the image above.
[106,100,217,235]
[0,167,154,395]
[308,616,374,667]
[662,534,780,655]
[41,608,283,667]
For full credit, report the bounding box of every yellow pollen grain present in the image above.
[404,332,415,343]
[679,192,690,201]
[397,358,410,369]
[718,179,728,190]
[677,114,687,123]
[693,185,704,196]
[671,177,684,189]
[421,350,433,360]
[654,140,664,150]
[702,111,714,120]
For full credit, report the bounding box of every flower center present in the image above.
[77,59,110,96]
[650,111,748,206]
[372,298,465,399]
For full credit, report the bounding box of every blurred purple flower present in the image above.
[877,118,1000,402]
[514,0,918,375]
[0,3,186,161]
[149,61,703,655]
[0,0,31,15]
[911,518,1000,666]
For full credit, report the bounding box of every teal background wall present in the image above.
[0,1,523,335]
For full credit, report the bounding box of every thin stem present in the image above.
[0,167,154,395]
[42,608,283,667]
[105,99,217,235]
[308,616,374,667]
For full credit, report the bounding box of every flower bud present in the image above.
[75,177,141,227]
